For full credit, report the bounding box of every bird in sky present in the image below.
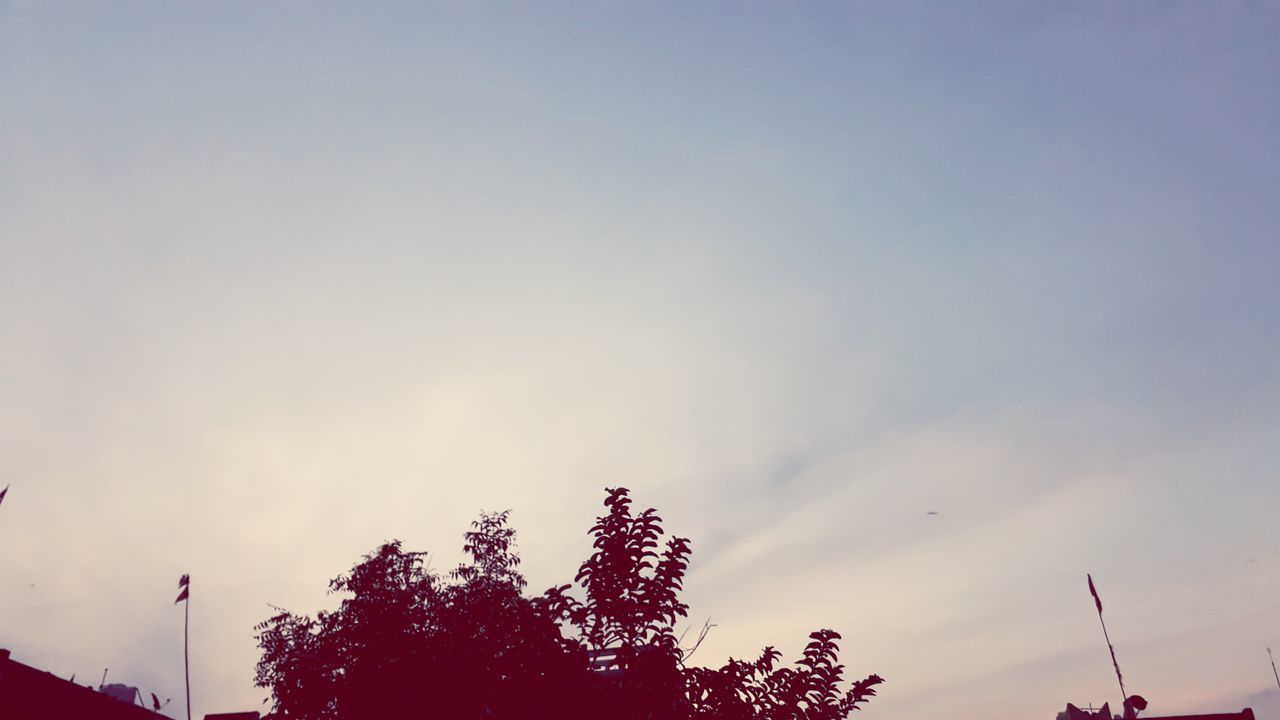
[925,511,939,516]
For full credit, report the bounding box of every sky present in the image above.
[2,2,1279,719]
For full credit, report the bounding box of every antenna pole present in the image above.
[1096,608,1128,707]
[1088,575,1128,713]
[184,596,191,720]
[1269,648,1280,691]
[175,573,192,720]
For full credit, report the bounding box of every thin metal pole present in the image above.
[1095,609,1128,710]
[184,596,191,720]
[1088,575,1128,714]
[1268,647,1280,691]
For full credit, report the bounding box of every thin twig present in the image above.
[681,617,717,663]
[676,624,693,646]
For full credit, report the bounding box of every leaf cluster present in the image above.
[684,631,884,720]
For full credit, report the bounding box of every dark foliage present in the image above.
[255,489,882,719]
[254,516,590,719]
[683,631,884,720]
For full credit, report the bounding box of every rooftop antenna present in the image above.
[1268,647,1280,691]
[176,574,191,720]
[1087,574,1130,716]
[99,667,109,689]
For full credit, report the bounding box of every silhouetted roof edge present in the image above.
[1142,711,1255,720]
[0,647,175,720]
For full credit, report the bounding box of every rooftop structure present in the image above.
[0,648,172,720]
[1058,703,1256,720]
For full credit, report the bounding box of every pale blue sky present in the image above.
[2,3,1279,719]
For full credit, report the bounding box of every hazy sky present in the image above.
[3,3,1279,719]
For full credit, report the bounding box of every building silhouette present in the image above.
[0,648,172,720]
[1057,702,1256,720]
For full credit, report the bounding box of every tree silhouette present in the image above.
[254,516,589,719]
[543,487,694,719]
[683,631,883,720]
[255,489,882,719]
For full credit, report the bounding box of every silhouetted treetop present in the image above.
[255,488,881,720]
